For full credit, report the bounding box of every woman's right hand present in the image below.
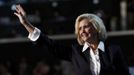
[14,4,35,33]
[14,4,28,25]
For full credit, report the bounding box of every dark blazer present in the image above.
[34,33,130,75]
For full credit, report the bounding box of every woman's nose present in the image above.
[81,27,85,33]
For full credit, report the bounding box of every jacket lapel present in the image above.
[99,47,111,74]
[73,44,92,75]
[82,48,90,63]
[75,45,89,63]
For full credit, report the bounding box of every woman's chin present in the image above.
[83,38,88,42]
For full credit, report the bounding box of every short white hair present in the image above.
[75,13,107,45]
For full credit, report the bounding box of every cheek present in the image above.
[79,30,82,35]
[85,28,90,33]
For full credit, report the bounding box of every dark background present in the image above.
[0,0,134,75]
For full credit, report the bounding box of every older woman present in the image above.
[14,5,130,75]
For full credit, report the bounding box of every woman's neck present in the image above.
[87,40,99,51]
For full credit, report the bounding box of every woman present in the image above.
[14,4,130,75]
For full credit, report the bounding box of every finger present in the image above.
[14,12,20,17]
[16,5,23,12]
[18,5,23,11]
[16,5,26,16]
[18,5,25,13]
[15,5,21,13]
[14,12,18,15]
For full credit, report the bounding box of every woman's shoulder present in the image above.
[105,40,122,54]
[105,39,121,48]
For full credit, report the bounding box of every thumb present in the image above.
[14,12,20,17]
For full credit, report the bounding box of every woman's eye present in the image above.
[85,25,90,28]
[79,27,81,30]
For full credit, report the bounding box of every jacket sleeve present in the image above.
[33,32,73,61]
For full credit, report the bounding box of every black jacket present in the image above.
[34,33,130,75]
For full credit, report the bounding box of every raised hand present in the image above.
[14,4,28,25]
[14,4,35,33]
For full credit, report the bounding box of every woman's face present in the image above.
[78,18,98,43]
